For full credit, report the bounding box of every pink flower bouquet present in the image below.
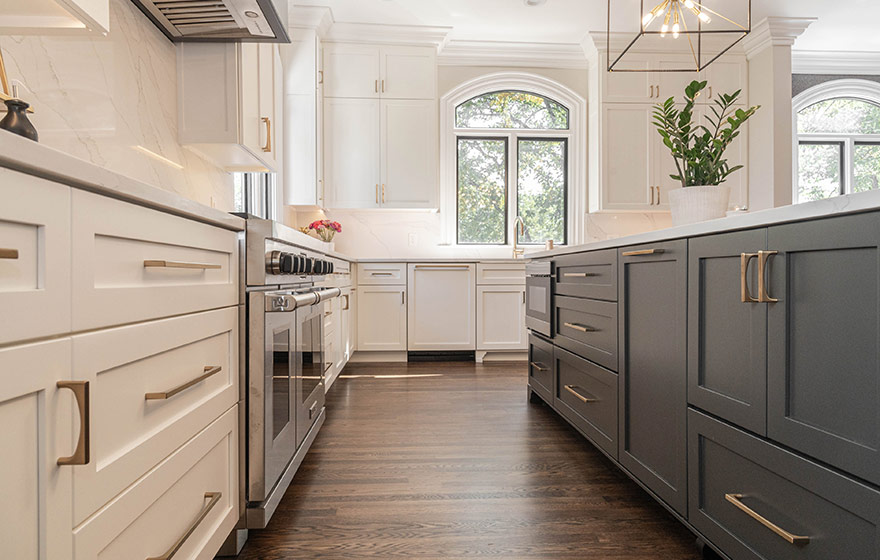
[308,219,342,242]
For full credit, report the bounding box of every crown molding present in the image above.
[792,50,880,76]
[742,17,816,59]
[288,6,333,36]
[437,40,588,69]
[323,22,452,48]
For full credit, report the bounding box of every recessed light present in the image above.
[524,0,547,5]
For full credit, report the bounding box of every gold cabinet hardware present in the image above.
[563,272,596,278]
[57,381,90,466]
[656,85,660,98]
[145,366,222,400]
[144,260,221,270]
[381,79,385,93]
[375,79,378,93]
[324,310,333,317]
[317,70,324,84]
[414,265,471,270]
[382,183,386,204]
[649,186,655,206]
[725,493,810,546]
[371,272,393,276]
[147,492,222,560]
[564,385,598,403]
[757,250,779,303]
[708,86,713,99]
[740,253,759,303]
[522,290,526,304]
[261,117,272,153]
[343,294,350,310]
[564,322,597,333]
[401,290,406,306]
[650,85,654,98]
[622,248,665,257]
[375,184,379,204]
[655,186,661,205]
[530,361,549,372]
[0,248,18,259]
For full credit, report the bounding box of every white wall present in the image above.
[0,0,233,211]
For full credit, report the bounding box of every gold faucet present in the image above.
[513,216,525,258]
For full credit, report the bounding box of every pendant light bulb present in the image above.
[672,22,680,38]
[698,11,711,23]
[660,23,668,36]
[642,12,656,26]
[683,0,695,8]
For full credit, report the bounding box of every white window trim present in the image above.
[792,79,880,202]
[439,72,587,247]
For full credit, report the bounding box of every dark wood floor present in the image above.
[237,362,702,559]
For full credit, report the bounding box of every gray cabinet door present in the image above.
[688,229,768,435]
[618,239,688,516]
[767,212,880,487]
[528,333,554,404]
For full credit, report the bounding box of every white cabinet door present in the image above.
[477,286,527,351]
[381,99,438,209]
[323,43,381,98]
[702,57,748,105]
[340,288,353,367]
[256,43,281,171]
[357,286,407,351]
[656,58,700,102]
[284,33,322,207]
[407,264,476,351]
[601,104,654,211]
[324,98,381,208]
[603,53,654,103]
[240,43,262,161]
[0,339,73,560]
[0,0,109,35]
[380,46,436,100]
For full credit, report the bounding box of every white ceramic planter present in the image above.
[667,185,731,226]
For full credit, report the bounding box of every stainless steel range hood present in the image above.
[130,0,289,42]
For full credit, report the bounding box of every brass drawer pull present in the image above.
[414,265,471,270]
[371,272,393,276]
[564,385,598,403]
[144,260,221,270]
[564,322,597,333]
[622,248,665,257]
[740,253,759,303]
[343,294,350,310]
[262,117,272,153]
[529,361,549,372]
[563,272,597,278]
[757,250,779,303]
[0,248,18,259]
[57,381,90,466]
[145,366,222,400]
[147,492,222,560]
[725,493,810,546]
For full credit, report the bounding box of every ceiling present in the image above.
[294,0,880,52]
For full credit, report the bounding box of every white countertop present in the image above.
[531,190,880,259]
[0,130,244,231]
[355,257,529,263]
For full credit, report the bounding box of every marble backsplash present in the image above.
[0,0,233,210]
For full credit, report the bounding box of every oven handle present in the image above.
[264,288,342,312]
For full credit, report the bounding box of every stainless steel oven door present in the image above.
[525,267,553,337]
[296,300,326,447]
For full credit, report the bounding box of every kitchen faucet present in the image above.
[513,216,525,259]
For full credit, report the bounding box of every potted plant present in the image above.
[652,80,760,225]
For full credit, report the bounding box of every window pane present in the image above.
[457,138,507,244]
[456,91,569,129]
[798,98,880,134]
[798,143,843,202]
[855,143,880,193]
[518,139,566,245]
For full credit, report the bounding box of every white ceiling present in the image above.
[294,0,880,52]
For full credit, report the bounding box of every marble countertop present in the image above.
[531,189,880,259]
[355,257,529,263]
[0,131,244,231]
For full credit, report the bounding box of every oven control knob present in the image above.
[292,255,304,274]
[314,260,325,275]
[303,257,314,274]
[328,262,334,274]
[279,253,295,274]
[266,251,283,275]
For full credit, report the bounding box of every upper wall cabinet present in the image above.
[178,42,282,172]
[0,0,109,35]
[323,44,436,100]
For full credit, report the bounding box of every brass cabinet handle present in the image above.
[57,381,90,466]
[564,322,597,333]
[325,310,333,317]
[375,79,378,93]
[655,85,660,98]
[564,385,598,403]
[401,290,406,306]
[649,85,654,98]
[622,248,665,257]
[414,265,471,270]
[145,366,222,401]
[343,293,350,310]
[655,186,661,205]
[563,272,597,278]
[758,250,779,303]
[0,248,18,259]
[740,253,759,303]
[381,79,385,93]
[725,493,810,546]
[375,184,379,204]
[144,260,221,270]
[317,70,324,84]
[530,361,549,372]
[146,492,222,560]
[650,186,656,205]
[261,117,272,153]
[709,86,713,99]
[371,272,393,276]
[382,183,386,204]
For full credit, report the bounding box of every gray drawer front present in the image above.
[689,409,880,560]
[528,334,554,403]
[554,296,618,371]
[555,347,618,459]
[554,250,618,302]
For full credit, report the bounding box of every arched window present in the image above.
[794,80,880,203]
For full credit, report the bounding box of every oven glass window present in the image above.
[272,327,291,440]
[528,285,548,315]
[300,312,322,402]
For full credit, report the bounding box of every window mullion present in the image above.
[509,132,518,247]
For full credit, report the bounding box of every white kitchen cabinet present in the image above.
[323,43,381,98]
[0,339,73,560]
[407,264,476,351]
[477,286,527,351]
[381,99,439,208]
[358,285,408,351]
[324,43,436,100]
[324,97,381,208]
[340,287,354,365]
[179,42,282,172]
[599,104,657,211]
[0,0,109,35]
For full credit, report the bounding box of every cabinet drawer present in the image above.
[554,250,617,301]
[554,296,618,371]
[71,307,238,524]
[477,262,526,285]
[357,262,407,284]
[0,169,71,344]
[528,334,554,403]
[688,409,880,560]
[74,406,238,560]
[72,190,239,331]
[555,347,618,459]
